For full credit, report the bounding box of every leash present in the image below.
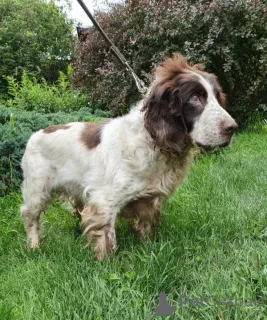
[76,0,148,95]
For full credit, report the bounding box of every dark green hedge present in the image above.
[0,106,106,196]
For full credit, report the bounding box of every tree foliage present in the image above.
[0,0,75,92]
[72,0,267,123]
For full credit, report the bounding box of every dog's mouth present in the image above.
[195,141,230,152]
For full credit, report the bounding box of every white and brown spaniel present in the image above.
[20,54,238,260]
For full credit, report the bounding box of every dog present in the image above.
[20,54,238,260]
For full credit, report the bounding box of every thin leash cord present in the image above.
[76,0,148,96]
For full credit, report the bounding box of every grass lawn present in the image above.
[0,130,267,320]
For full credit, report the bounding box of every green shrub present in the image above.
[6,67,91,113]
[0,106,106,196]
[245,107,267,133]
[72,0,267,124]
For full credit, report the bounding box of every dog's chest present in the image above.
[141,153,192,198]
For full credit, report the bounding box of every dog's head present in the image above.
[142,54,238,155]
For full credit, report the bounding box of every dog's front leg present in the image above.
[81,204,117,260]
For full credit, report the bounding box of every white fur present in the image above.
[21,103,192,209]
[190,73,236,147]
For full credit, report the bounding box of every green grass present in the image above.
[1,131,267,320]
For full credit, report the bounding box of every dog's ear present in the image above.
[193,63,205,71]
[142,81,189,155]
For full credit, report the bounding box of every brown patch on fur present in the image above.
[142,55,195,155]
[104,225,112,255]
[81,121,110,149]
[43,124,70,134]
[154,54,193,81]
[186,57,226,108]
[192,64,226,108]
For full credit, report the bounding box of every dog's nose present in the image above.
[224,121,238,134]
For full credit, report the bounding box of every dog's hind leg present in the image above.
[69,196,84,220]
[121,197,162,239]
[21,204,43,249]
[20,161,55,248]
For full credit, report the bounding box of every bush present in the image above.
[72,0,267,124]
[0,106,107,196]
[5,67,92,113]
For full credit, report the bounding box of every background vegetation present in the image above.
[0,0,74,94]
[5,67,90,113]
[72,0,267,123]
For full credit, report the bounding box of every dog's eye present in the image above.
[190,94,200,103]
[190,94,207,105]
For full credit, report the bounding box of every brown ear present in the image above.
[142,82,189,155]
